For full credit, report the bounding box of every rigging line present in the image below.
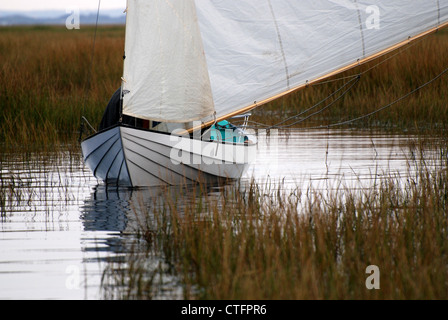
[78,0,101,142]
[265,74,361,130]
[270,75,361,129]
[238,62,447,131]
[201,112,217,138]
[360,37,424,75]
[306,64,448,130]
[312,35,425,87]
[311,74,360,86]
[242,120,275,129]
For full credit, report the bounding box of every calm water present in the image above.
[0,129,438,299]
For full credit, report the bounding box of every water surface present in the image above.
[0,129,437,299]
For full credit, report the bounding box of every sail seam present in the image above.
[437,0,441,29]
[354,0,366,58]
[267,0,290,89]
[156,1,165,117]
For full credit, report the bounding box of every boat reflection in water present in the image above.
[80,179,245,299]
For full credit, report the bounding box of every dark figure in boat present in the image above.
[99,88,159,131]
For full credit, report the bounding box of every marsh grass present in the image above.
[100,137,448,300]
[1,26,448,150]
[0,26,124,148]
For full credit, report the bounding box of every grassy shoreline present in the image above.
[1,25,448,149]
[0,26,124,147]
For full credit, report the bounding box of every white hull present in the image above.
[81,125,256,187]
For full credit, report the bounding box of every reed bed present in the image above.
[101,137,448,300]
[0,26,124,148]
[1,26,448,150]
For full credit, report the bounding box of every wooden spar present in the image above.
[185,20,448,134]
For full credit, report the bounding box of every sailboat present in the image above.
[81,0,448,187]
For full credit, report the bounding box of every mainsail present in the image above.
[122,0,448,124]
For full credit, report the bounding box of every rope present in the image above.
[78,0,101,142]
[311,64,448,129]
[201,112,217,139]
[81,116,97,134]
[265,75,360,130]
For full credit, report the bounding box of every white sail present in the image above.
[122,0,448,124]
[122,0,215,123]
